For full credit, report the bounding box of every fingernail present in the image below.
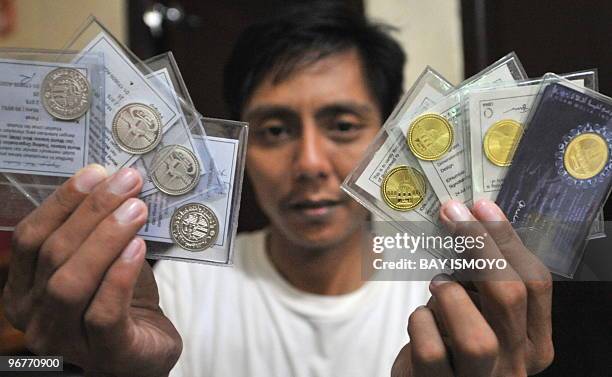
[108,169,141,195]
[473,199,505,222]
[74,164,107,193]
[114,198,146,224]
[121,238,143,262]
[442,200,472,222]
[430,273,452,289]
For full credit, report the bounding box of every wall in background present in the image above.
[365,0,464,87]
[0,0,126,48]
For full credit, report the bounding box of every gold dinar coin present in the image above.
[408,113,454,161]
[563,133,609,179]
[381,165,426,211]
[483,119,523,167]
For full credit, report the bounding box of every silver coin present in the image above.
[170,203,219,251]
[112,103,163,154]
[41,67,91,120]
[150,145,201,196]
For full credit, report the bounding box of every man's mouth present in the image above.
[286,198,346,217]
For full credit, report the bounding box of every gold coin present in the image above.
[408,113,454,161]
[563,133,609,179]
[381,166,426,211]
[483,119,524,167]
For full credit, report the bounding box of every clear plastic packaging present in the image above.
[139,116,248,265]
[462,69,605,239]
[132,53,223,210]
[342,67,455,259]
[411,52,527,206]
[0,48,105,227]
[64,17,220,204]
[496,73,612,277]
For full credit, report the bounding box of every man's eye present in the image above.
[335,121,356,132]
[267,125,287,136]
[254,122,293,144]
[327,120,362,141]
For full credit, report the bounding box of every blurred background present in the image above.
[0,0,610,375]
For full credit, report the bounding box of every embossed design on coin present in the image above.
[41,67,91,120]
[112,103,162,154]
[408,113,454,161]
[483,119,523,167]
[381,165,427,211]
[151,145,201,196]
[170,203,219,251]
[563,133,609,179]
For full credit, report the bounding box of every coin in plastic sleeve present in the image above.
[112,103,163,154]
[41,67,91,120]
[170,203,219,251]
[150,145,201,196]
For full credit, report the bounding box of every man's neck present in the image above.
[266,225,372,296]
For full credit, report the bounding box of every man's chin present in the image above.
[277,219,359,250]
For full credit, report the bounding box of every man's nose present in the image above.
[292,122,332,182]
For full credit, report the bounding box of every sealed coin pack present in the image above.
[342,67,454,258]
[0,18,248,266]
[135,53,247,265]
[496,73,612,277]
[411,52,527,206]
[0,48,105,228]
[65,18,220,205]
[462,70,605,240]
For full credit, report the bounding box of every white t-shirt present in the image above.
[154,230,431,377]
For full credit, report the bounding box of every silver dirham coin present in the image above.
[150,144,201,196]
[170,203,219,251]
[112,103,163,154]
[41,67,91,120]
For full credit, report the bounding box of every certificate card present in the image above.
[72,31,181,172]
[416,56,525,205]
[135,68,220,200]
[0,59,91,177]
[497,77,612,277]
[468,76,592,202]
[139,135,240,264]
[343,68,453,229]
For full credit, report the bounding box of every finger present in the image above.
[5,164,107,295]
[439,200,518,281]
[429,275,499,377]
[472,200,553,371]
[84,237,145,348]
[33,168,142,289]
[391,343,413,377]
[45,198,148,316]
[471,199,551,283]
[407,306,453,377]
[441,202,528,359]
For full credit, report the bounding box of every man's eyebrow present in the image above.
[243,105,296,122]
[315,102,375,119]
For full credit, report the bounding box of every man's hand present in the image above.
[2,165,182,377]
[392,199,554,377]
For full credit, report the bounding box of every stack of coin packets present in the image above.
[344,53,612,278]
[0,17,247,266]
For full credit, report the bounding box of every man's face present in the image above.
[243,49,382,248]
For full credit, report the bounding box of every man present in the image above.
[2,3,553,376]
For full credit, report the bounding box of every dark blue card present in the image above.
[496,82,612,276]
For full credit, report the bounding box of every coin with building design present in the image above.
[41,67,91,120]
[381,165,427,211]
[150,144,201,196]
[112,103,163,154]
[170,203,219,251]
[408,113,454,161]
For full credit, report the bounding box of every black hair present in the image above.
[223,1,406,121]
